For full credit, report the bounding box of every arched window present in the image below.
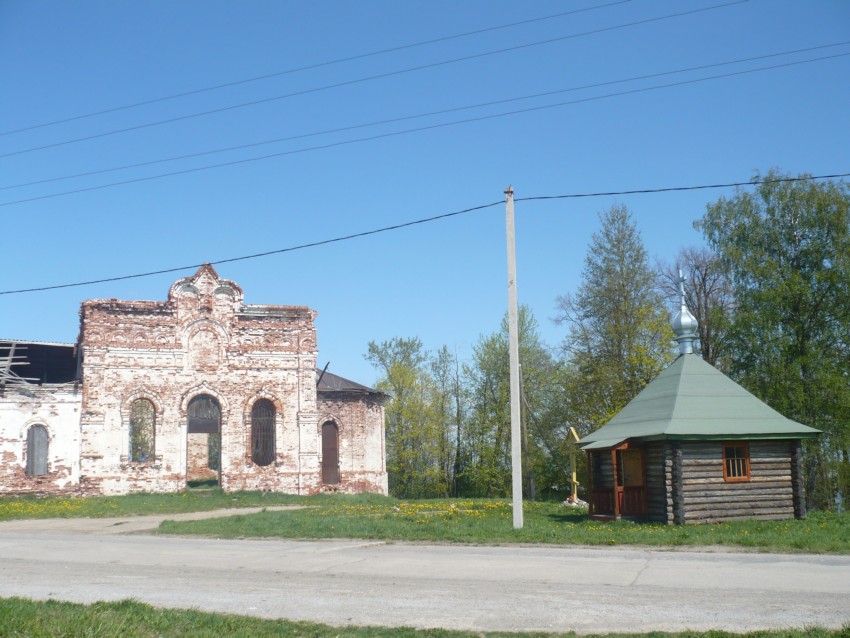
[321,421,339,484]
[26,424,49,476]
[129,399,156,462]
[251,399,275,466]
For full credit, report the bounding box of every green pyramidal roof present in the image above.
[579,354,820,449]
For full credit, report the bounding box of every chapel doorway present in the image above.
[616,448,646,516]
[187,394,221,487]
[321,421,339,485]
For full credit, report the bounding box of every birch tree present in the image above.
[365,337,444,498]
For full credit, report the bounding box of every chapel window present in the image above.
[129,399,156,462]
[723,443,750,482]
[25,424,49,476]
[251,399,275,466]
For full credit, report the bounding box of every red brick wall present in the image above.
[77,265,324,495]
[316,392,387,494]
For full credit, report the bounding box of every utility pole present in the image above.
[452,346,463,498]
[505,185,523,529]
[518,364,536,501]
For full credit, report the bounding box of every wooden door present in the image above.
[616,448,646,516]
[321,421,339,484]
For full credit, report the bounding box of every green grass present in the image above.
[0,597,846,638]
[159,496,850,554]
[2,492,848,553]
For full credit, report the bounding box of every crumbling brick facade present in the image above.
[0,384,81,496]
[0,265,387,496]
[317,390,387,493]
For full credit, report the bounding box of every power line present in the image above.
[0,200,505,295]
[6,40,846,193]
[516,173,850,202]
[0,0,748,159]
[1,172,846,296]
[0,1,632,137]
[3,49,846,209]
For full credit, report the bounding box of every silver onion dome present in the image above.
[672,269,698,355]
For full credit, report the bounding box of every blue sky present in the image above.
[2,0,848,385]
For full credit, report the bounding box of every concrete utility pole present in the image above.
[505,185,523,529]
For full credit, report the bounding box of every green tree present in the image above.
[365,337,451,498]
[429,345,464,497]
[556,204,674,435]
[698,170,850,509]
[463,307,565,498]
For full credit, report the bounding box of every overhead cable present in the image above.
[515,173,850,202]
[0,0,748,159]
[5,40,846,193]
[0,200,504,294]
[2,50,847,209]
[0,0,632,137]
[2,172,847,296]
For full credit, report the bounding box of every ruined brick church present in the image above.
[0,265,388,496]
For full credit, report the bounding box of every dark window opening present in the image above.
[251,399,276,466]
[187,395,221,432]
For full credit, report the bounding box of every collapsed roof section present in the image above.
[0,340,79,387]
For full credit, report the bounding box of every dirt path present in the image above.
[0,505,305,535]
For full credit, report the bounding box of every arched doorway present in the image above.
[321,421,339,485]
[187,394,221,487]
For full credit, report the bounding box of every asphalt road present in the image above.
[1,511,848,634]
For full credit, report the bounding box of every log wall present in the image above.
[643,442,669,523]
[679,440,796,523]
[591,452,614,489]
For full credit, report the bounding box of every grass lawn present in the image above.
[0,597,845,638]
[155,496,850,553]
[1,491,848,553]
